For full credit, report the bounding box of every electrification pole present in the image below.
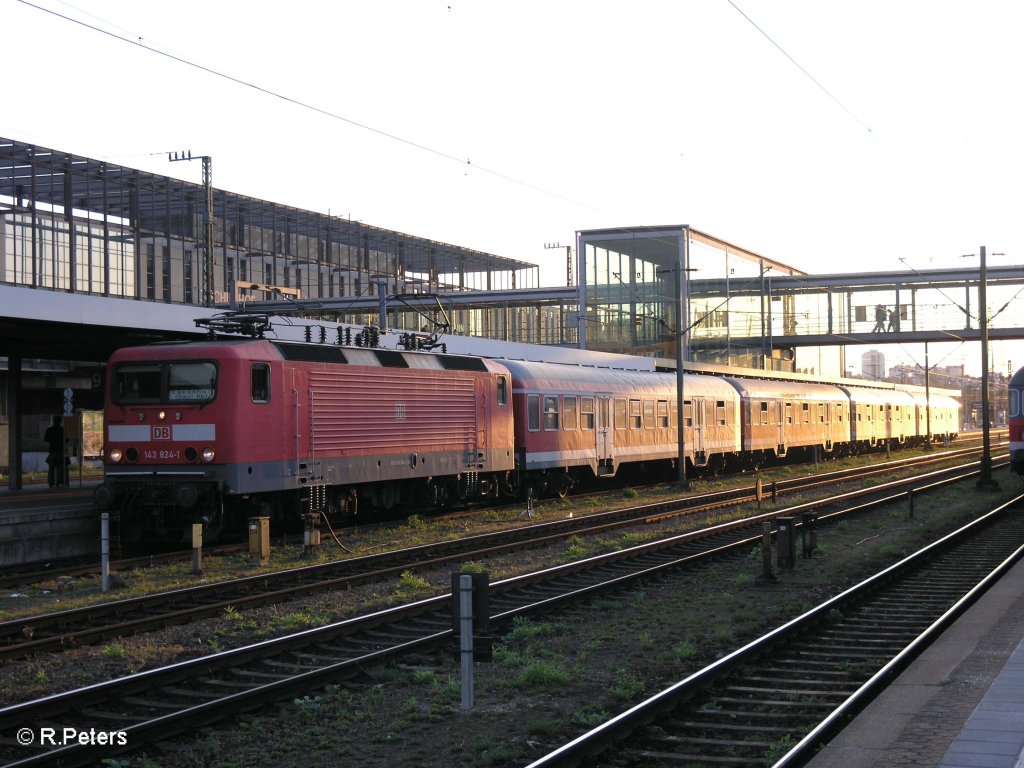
[977,245,999,489]
[544,242,574,287]
[169,151,215,306]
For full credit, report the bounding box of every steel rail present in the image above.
[0,451,1004,661]
[0,468,1010,767]
[523,493,1024,768]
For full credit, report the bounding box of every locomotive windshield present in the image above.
[113,361,217,404]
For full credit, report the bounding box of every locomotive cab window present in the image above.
[114,364,162,404]
[167,363,217,403]
[496,375,508,406]
[251,364,271,403]
[114,361,217,405]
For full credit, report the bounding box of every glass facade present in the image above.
[0,138,540,340]
[578,226,806,369]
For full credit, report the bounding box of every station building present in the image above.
[4,136,1024,484]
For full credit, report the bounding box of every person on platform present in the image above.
[44,416,64,487]
[872,305,887,333]
[888,308,898,332]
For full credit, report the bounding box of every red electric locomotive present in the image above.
[1009,364,1024,474]
[94,337,515,545]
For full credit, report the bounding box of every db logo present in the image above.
[152,426,171,441]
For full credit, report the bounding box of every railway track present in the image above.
[525,493,1024,768]
[0,449,999,661]
[0,440,1001,589]
[0,461,1012,766]
[0,449,1005,662]
[0,545,248,591]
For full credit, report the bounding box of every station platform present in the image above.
[0,482,99,564]
[807,553,1024,768]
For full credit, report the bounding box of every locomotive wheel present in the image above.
[502,472,522,498]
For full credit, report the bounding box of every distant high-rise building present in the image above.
[862,349,885,381]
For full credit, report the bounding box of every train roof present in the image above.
[498,359,739,396]
[108,338,508,374]
[721,377,847,401]
[836,385,916,405]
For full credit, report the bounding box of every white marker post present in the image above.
[101,512,110,593]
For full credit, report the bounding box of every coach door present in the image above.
[692,398,706,459]
[596,394,613,472]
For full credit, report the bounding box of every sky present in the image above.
[3,0,1023,378]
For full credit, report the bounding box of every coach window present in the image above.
[563,396,578,430]
[657,400,670,428]
[818,403,825,422]
[251,364,271,403]
[683,401,693,428]
[715,400,726,426]
[759,401,769,425]
[802,403,810,423]
[629,399,642,429]
[528,395,540,431]
[785,402,793,424]
[497,376,508,406]
[615,398,627,429]
[581,397,595,430]
[1010,388,1020,418]
[643,400,655,429]
[544,396,560,430]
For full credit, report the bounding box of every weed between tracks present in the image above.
[1,455,1017,768]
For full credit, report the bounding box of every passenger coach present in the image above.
[501,360,741,495]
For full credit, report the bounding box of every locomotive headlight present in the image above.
[201,447,216,463]
[109,448,123,463]
[158,411,166,421]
